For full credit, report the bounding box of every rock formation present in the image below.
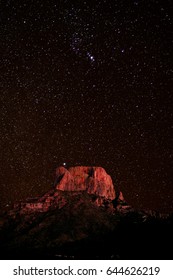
[11,166,118,214]
[2,166,171,260]
[55,166,116,200]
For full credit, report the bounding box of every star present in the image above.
[86,52,95,62]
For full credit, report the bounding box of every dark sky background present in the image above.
[0,0,173,213]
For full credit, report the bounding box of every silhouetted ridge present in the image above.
[1,166,172,260]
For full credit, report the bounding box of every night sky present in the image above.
[0,0,173,213]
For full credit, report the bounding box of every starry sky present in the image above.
[0,0,173,213]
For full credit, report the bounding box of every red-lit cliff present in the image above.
[1,166,170,260]
[12,166,126,215]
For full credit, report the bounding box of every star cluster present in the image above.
[0,0,173,213]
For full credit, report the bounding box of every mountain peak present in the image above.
[2,166,171,260]
[55,166,116,200]
[10,166,118,215]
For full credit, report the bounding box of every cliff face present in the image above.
[55,166,116,200]
[1,166,172,260]
[12,166,118,214]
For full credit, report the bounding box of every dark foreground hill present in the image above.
[0,166,172,259]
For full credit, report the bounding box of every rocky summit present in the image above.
[0,166,173,260]
[55,166,116,200]
[11,166,119,214]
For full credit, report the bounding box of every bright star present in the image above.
[87,52,95,62]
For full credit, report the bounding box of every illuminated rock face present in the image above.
[55,166,116,200]
[12,166,116,214]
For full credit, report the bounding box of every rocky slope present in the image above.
[0,166,172,260]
